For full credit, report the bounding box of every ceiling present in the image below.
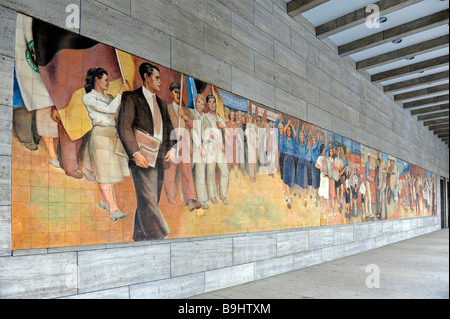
[286,0,449,146]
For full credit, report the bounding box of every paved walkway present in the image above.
[189,229,449,299]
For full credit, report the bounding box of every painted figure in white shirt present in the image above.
[202,95,229,205]
[191,94,209,209]
[163,82,202,211]
[82,67,130,222]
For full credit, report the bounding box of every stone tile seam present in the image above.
[125,1,204,55]
[0,51,15,60]
[254,1,290,43]
[95,0,131,17]
[74,272,204,298]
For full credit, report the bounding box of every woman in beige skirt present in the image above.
[82,67,130,222]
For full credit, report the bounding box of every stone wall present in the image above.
[0,0,447,298]
[0,217,442,298]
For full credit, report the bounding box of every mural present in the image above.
[11,14,437,249]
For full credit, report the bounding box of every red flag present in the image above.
[37,43,126,140]
[38,43,123,111]
[262,108,267,123]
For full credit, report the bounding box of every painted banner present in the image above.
[218,89,249,112]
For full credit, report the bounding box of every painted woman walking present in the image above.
[275,114,286,181]
[295,125,309,207]
[328,147,337,217]
[308,133,321,207]
[315,144,329,214]
[280,119,297,209]
[82,67,130,222]
[226,110,243,185]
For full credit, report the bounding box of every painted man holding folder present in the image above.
[118,62,175,241]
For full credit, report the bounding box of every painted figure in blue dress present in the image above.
[275,114,286,181]
[307,133,321,207]
[295,124,309,207]
[279,119,297,209]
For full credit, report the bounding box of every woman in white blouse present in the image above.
[82,67,130,222]
[315,144,329,215]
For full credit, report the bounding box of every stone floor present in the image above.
[189,228,449,299]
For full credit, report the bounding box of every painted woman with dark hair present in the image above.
[308,133,321,207]
[327,147,337,217]
[82,67,130,222]
[315,143,329,214]
[275,113,286,181]
[226,109,243,185]
[280,119,297,209]
[294,125,309,207]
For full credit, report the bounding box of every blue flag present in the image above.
[13,68,25,108]
[186,76,198,109]
[218,89,248,111]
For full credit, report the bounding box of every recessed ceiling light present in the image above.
[406,56,415,60]
[377,16,388,23]
[392,39,403,44]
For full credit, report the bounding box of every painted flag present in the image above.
[55,48,135,140]
[115,49,136,91]
[186,76,198,109]
[31,16,135,140]
[212,87,226,122]
[261,108,267,123]
[217,89,248,112]
[14,13,54,111]
[13,69,25,108]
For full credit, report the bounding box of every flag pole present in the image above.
[179,74,184,140]
[176,74,184,197]
[211,85,225,121]
[211,85,215,115]
[176,74,184,156]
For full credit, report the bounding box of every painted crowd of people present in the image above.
[11,14,437,246]
[274,114,436,221]
[13,62,437,242]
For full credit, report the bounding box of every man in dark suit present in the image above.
[117,62,175,241]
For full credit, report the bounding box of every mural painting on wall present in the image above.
[11,13,437,249]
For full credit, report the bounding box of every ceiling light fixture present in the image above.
[377,16,388,23]
[406,56,415,60]
[392,39,403,44]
